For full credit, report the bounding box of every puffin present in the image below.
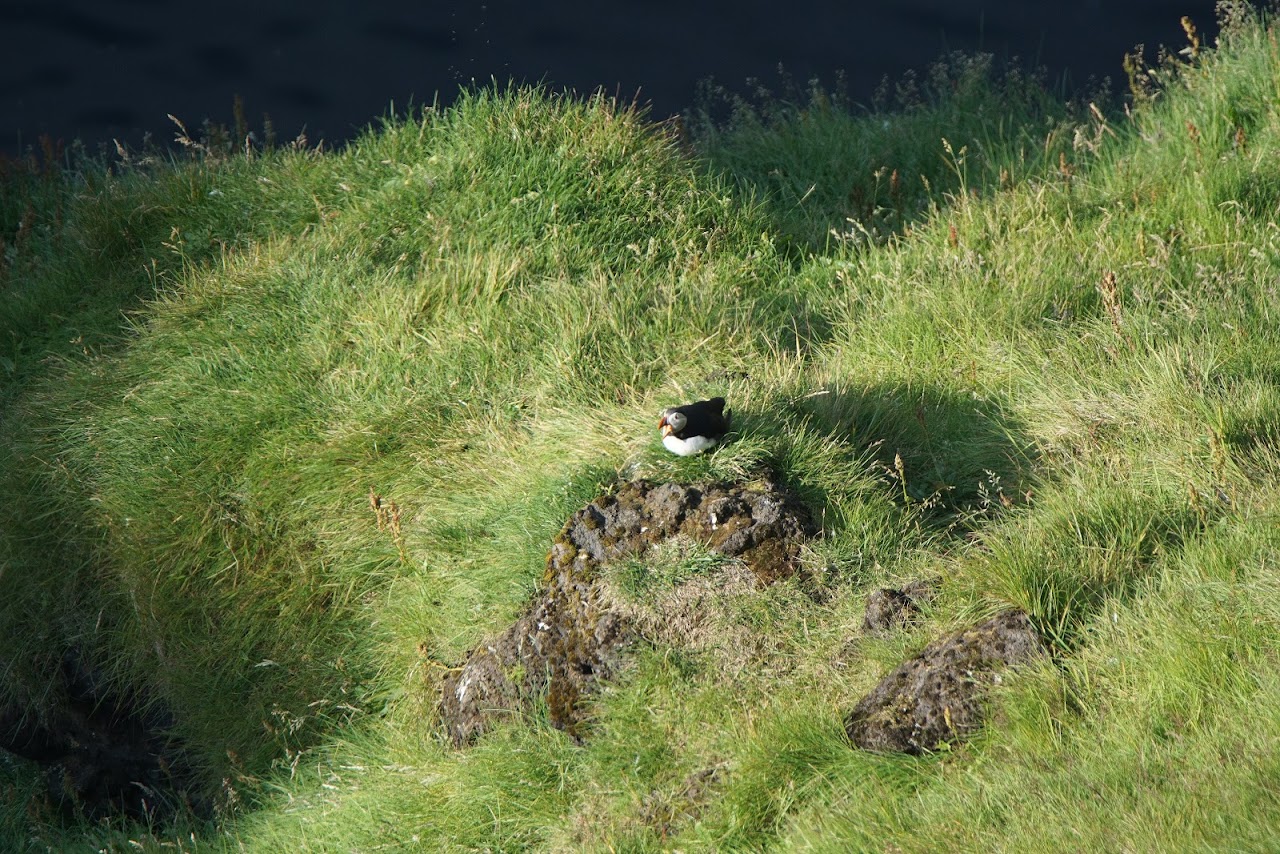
[658,397,731,456]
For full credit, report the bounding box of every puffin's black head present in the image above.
[658,408,688,437]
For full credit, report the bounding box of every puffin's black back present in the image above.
[672,397,729,439]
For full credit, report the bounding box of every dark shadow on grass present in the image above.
[785,383,1210,650]
[790,381,1036,537]
[744,382,1207,653]
[0,647,208,825]
[976,488,1203,653]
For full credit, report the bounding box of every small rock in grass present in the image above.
[845,610,1046,754]
[861,579,937,637]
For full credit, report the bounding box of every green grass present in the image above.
[5,5,1280,851]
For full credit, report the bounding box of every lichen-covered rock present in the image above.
[557,479,814,583]
[862,579,937,637]
[844,610,1046,754]
[439,556,630,746]
[440,479,813,746]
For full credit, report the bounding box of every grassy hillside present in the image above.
[5,5,1280,851]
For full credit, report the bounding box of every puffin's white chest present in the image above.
[662,433,719,456]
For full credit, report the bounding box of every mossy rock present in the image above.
[861,579,938,637]
[844,610,1046,754]
[440,478,814,745]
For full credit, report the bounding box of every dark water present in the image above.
[2,0,1220,156]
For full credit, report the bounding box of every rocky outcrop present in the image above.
[845,610,1046,754]
[440,479,814,745]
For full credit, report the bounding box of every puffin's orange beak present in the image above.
[659,418,672,437]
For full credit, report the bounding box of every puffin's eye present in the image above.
[667,412,687,431]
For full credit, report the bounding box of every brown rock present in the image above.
[861,579,937,637]
[440,478,813,745]
[845,610,1046,754]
